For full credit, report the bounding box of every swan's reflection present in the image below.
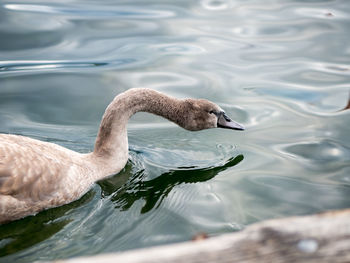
[99,154,244,213]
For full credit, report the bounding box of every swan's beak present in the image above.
[217,112,244,130]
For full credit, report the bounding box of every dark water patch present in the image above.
[0,31,63,51]
[0,190,95,260]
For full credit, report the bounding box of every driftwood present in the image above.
[53,209,350,263]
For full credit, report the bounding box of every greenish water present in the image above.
[1,0,350,262]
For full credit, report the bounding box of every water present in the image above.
[0,0,350,262]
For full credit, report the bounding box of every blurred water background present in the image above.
[0,0,350,262]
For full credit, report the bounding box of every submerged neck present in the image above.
[92,88,184,175]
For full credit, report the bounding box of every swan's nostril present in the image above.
[222,112,231,122]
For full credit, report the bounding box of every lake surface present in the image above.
[0,0,350,262]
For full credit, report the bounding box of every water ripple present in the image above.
[4,4,176,19]
[0,59,135,73]
[201,0,231,11]
[294,7,348,19]
[279,139,350,171]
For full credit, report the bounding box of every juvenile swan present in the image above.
[0,88,244,224]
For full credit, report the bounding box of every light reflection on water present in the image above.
[0,0,350,262]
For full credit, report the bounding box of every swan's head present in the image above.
[181,99,244,131]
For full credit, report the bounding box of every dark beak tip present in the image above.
[217,122,245,131]
[217,112,245,131]
[231,124,245,131]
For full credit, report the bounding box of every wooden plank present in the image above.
[52,209,350,263]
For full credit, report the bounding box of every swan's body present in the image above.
[0,88,243,224]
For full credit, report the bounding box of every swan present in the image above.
[0,88,244,224]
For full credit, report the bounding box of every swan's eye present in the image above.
[209,110,215,114]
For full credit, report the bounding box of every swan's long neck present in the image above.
[91,88,183,176]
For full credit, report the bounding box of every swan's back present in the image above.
[0,135,68,198]
[0,134,89,223]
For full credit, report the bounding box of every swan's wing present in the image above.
[0,136,68,202]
